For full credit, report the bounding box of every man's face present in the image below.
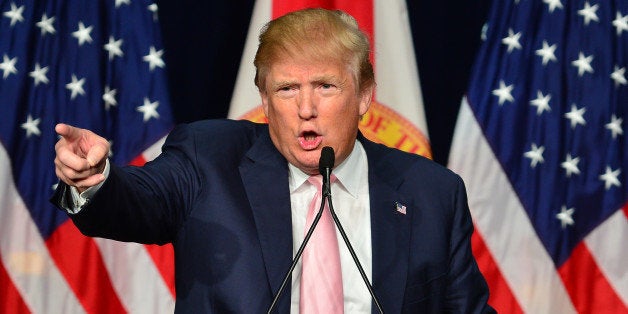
[261,57,372,175]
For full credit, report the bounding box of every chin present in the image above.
[295,158,319,173]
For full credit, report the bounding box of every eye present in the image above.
[318,82,339,96]
[278,86,292,92]
[275,85,298,98]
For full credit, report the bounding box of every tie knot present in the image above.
[307,174,337,190]
[308,175,323,189]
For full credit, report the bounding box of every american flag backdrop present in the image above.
[0,0,176,312]
[449,0,628,312]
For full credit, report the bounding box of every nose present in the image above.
[297,90,318,120]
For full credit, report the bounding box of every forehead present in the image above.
[266,58,354,82]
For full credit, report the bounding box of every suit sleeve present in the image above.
[446,176,496,313]
[53,124,203,244]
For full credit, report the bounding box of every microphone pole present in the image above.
[320,147,385,314]
[266,147,335,313]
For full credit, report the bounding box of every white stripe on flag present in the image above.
[0,145,85,314]
[585,209,628,306]
[95,239,175,313]
[142,135,168,161]
[374,0,428,136]
[228,0,271,119]
[448,98,577,313]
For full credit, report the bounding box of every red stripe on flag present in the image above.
[558,241,628,313]
[46,220,126,313]
[129,155,147,167]
[272,1,373,39]
[0,255,31,314]
[144,244,176,297]
[623,203,628,219]
[471,229,524,313]
[272,0,333,18]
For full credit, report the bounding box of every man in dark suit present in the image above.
[53,8,494,313]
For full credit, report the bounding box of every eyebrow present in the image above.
[269,80,297,90]
[311,74,338,83]
[268,73,348,91]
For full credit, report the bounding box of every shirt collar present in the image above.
[288,141,365,198]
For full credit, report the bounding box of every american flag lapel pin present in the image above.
[395,202,407,215]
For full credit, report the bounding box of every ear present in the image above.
[358,85,374,116]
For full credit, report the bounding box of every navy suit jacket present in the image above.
[53,120,494,313]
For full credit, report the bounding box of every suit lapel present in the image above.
[361,137,412,313]
[239,130,293,310]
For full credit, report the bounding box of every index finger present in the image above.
[55,123,82,141]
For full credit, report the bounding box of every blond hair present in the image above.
[254,8,374,93]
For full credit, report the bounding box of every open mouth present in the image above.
[298,131,322,150]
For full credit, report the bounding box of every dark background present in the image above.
[154,1,491,166]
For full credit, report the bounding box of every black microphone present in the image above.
[322,147,385,314]
[319,146,334,197]
[267,147,336,313]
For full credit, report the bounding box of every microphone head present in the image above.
[319,146,335,175]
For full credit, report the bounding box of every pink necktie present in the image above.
[300,175,344,314]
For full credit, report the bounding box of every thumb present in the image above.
[86,142,109,168]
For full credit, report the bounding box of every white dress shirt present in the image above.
[288,141,372,313]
